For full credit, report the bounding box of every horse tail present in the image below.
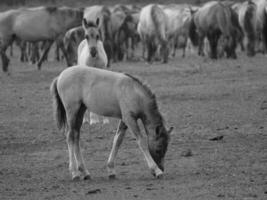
[50,77,67,131]
[262,7,267,52]
[151,4,167,42]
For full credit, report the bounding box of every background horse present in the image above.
[64,26,84,66]
[253,0,267,53]
[0,6,83,72]
[236,0,257,56]
[83,5,112,67]
[162,4,193,57]
[50,65,173,180]
[138,4,169,63]
[77,19,109,125]
[189,1,238,59]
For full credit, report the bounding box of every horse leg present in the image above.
[89,112,100,125]
[198,34,205,57]
[37,40,53,70]
[1,39,12,72]
[9,42,13,57]
[107,120,127,178]
[207,32,218,59]
[66,103,88,180]
[124,116,163,178]
[57,38,72,67]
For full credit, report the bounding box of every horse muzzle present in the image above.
[90,47,97,58]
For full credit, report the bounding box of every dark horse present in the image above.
[189,1,239,59]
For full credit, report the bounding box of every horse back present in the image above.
[57,66,131,118]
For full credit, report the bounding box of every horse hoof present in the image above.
[156,173,163,179]
[72,175,80,181]
[108,174,116,180]
[83,174,91,180]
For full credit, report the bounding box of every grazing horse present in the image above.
[189,1,238,59]
[253,0,267,53]
[50,65,173,180]
[0,6,83,72]
[162,4,193,57]
[78,19,109,125]
[236,0,257,56]
[138,4,169,63]
[83,5,113,67]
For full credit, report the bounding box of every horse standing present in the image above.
[162,4,193,58]
[236,0,257,56]
[64,26,84,66]
[189,1,239,59]
[50,65,173,180]
[0,6,83,72]
[253,0,267,53]
[138,4,169,63]
[83,5,113,67]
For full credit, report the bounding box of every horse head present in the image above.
[147,124,173,171]
[82,19,101,58]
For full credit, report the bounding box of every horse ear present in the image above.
[82,18,88,29]
[156,125,165,137]
[168,127,174,135]
[155,125,161,137]
[96,18,100,27]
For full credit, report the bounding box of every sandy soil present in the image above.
[0,48,267,200]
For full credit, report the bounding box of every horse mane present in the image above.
[124,73,164,125]
[45,6,57,14]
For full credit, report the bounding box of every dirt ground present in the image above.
[0,47,267,200]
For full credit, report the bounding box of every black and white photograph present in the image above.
[0,0,267,199]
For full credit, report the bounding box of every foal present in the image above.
[50,65,173,180]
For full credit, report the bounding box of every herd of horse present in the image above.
[2,0,267,180]
[0,0,267,73]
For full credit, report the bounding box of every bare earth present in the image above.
[0,49,267,200]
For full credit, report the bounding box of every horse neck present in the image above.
[64,10,83,30]
[142,98,163,130]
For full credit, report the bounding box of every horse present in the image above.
[162,4,193,57]
[77,19,109,125]
[110,6,139,61]
[253,0,267,53]
[189,1,239,59]
[64,26,84,65]
[83,5,113,67]
[0,6,83,72]
[138,4,169,63]
[50,65,173,180]
[235,0,257,56]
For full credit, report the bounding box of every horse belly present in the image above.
[85,87,121,118]
[13,13,56,41]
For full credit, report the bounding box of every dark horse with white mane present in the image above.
[0,6,83,72]
[50,65,173,180]
[189,1,239,59]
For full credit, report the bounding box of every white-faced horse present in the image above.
[138,4,169,63]
[83,5,113,67]
[50,65,173,180]
[0,6,83,72]
[78,19,109,125]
